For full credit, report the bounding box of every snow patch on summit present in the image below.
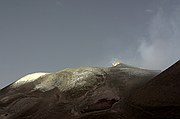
[12,72,50,88]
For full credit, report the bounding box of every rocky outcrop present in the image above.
[0,61,179,119]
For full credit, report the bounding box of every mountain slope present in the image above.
[128,60,180,118]
[2,61,179,119]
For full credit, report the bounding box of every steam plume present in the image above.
[138,8,180,70]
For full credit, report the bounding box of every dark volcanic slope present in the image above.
[2,61,179,119]
[128,60,180,118]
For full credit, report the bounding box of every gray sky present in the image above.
[0,0,180,88]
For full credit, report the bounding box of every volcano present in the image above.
[0,61,179,119]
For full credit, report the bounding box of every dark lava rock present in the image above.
[0,61,179,119]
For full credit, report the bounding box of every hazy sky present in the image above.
[0,0,180,88]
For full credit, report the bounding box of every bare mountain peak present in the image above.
[0,61,179,119]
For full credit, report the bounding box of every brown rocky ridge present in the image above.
[0,60,179,119]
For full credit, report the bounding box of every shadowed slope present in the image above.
[128,60,180,118]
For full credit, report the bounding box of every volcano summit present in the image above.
[0,61,179,119]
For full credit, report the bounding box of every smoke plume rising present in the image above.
[138,8,180,70]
